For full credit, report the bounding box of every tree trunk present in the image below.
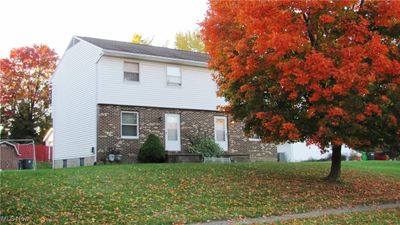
[325,144,342,182]
[388,148,399,161]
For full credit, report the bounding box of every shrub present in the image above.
[188,137,224,157]
[138,134,165,163]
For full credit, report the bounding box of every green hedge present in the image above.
[188,137,224,157]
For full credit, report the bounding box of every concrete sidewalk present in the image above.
[189,201,400,225]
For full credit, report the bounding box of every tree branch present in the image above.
[303,9,318,48]
[360,0,365,8]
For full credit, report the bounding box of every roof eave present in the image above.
[43,128,53,142]
[102,49,208,68]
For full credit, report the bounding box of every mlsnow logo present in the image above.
[0,215,30,222]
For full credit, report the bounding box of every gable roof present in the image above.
[0,141,21,156]
[77,36,209,63]
[43,128,53,143]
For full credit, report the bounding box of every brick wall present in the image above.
[97,104,277,163]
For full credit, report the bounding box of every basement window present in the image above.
[124,62,139,82]
[80,158,84,166]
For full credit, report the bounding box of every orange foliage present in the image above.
[0,45,58,138]
[201,0,400,150]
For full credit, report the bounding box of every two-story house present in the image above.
[51,36,277,168]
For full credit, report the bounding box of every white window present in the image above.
[121,112,139,138]
[166,66,181,86]
[124,62,139,82]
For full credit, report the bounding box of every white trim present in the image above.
[120,111,139,139]
[249,138,261,142]
[97,102,221,112]
[249,134,261,142]
[102,49,208,68]
[214,116,228,151]
[51,36,104,83]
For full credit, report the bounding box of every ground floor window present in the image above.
[121,111,139,139]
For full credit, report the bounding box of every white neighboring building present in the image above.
[277,142,358,162]
[43,128,53,147]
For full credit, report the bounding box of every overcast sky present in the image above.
[0,0,208,58]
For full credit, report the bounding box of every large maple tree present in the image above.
[201,0,400,181]
[0,45,58,142]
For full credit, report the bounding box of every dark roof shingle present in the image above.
[77,36,209,63]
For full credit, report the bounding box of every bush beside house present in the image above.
[188,137,224,157]
[138,134,165,163]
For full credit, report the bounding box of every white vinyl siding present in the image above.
[123,62,139,82]
[166,66,181,86]
[52,40,101,160]
[121,112,139,139]
[97,57,226,111]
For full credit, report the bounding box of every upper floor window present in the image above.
[121,112,139,139]
[124,62,139,82]
[167,66,181,86]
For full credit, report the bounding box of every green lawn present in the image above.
[342,160,400,178]
[0,161,399,224]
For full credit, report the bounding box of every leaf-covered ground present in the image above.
[0,161,399,224]
[273,208,400,225]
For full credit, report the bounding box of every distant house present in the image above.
[43,128,53,161]
[43,128,53,147]
[277,142,359,162]
[51,36,277,168]
[0,141,21,170]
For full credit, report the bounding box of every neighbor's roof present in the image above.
[77,36,209,63]
[43,128,53,142]
[0,141,21,156]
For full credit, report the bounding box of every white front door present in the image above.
[165,114,181,151]
[214,116,228,151]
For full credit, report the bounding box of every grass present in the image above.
[342,160,400,178]
[36,162,52,170]
[0,161,399,224]
[275,208,400,225]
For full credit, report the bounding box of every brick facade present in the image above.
[97,104,277,163]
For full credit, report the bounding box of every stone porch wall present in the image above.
[97,104,277,163]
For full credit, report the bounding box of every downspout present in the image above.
[94,52,104,164]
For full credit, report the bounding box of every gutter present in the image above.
[102,49,208,68]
